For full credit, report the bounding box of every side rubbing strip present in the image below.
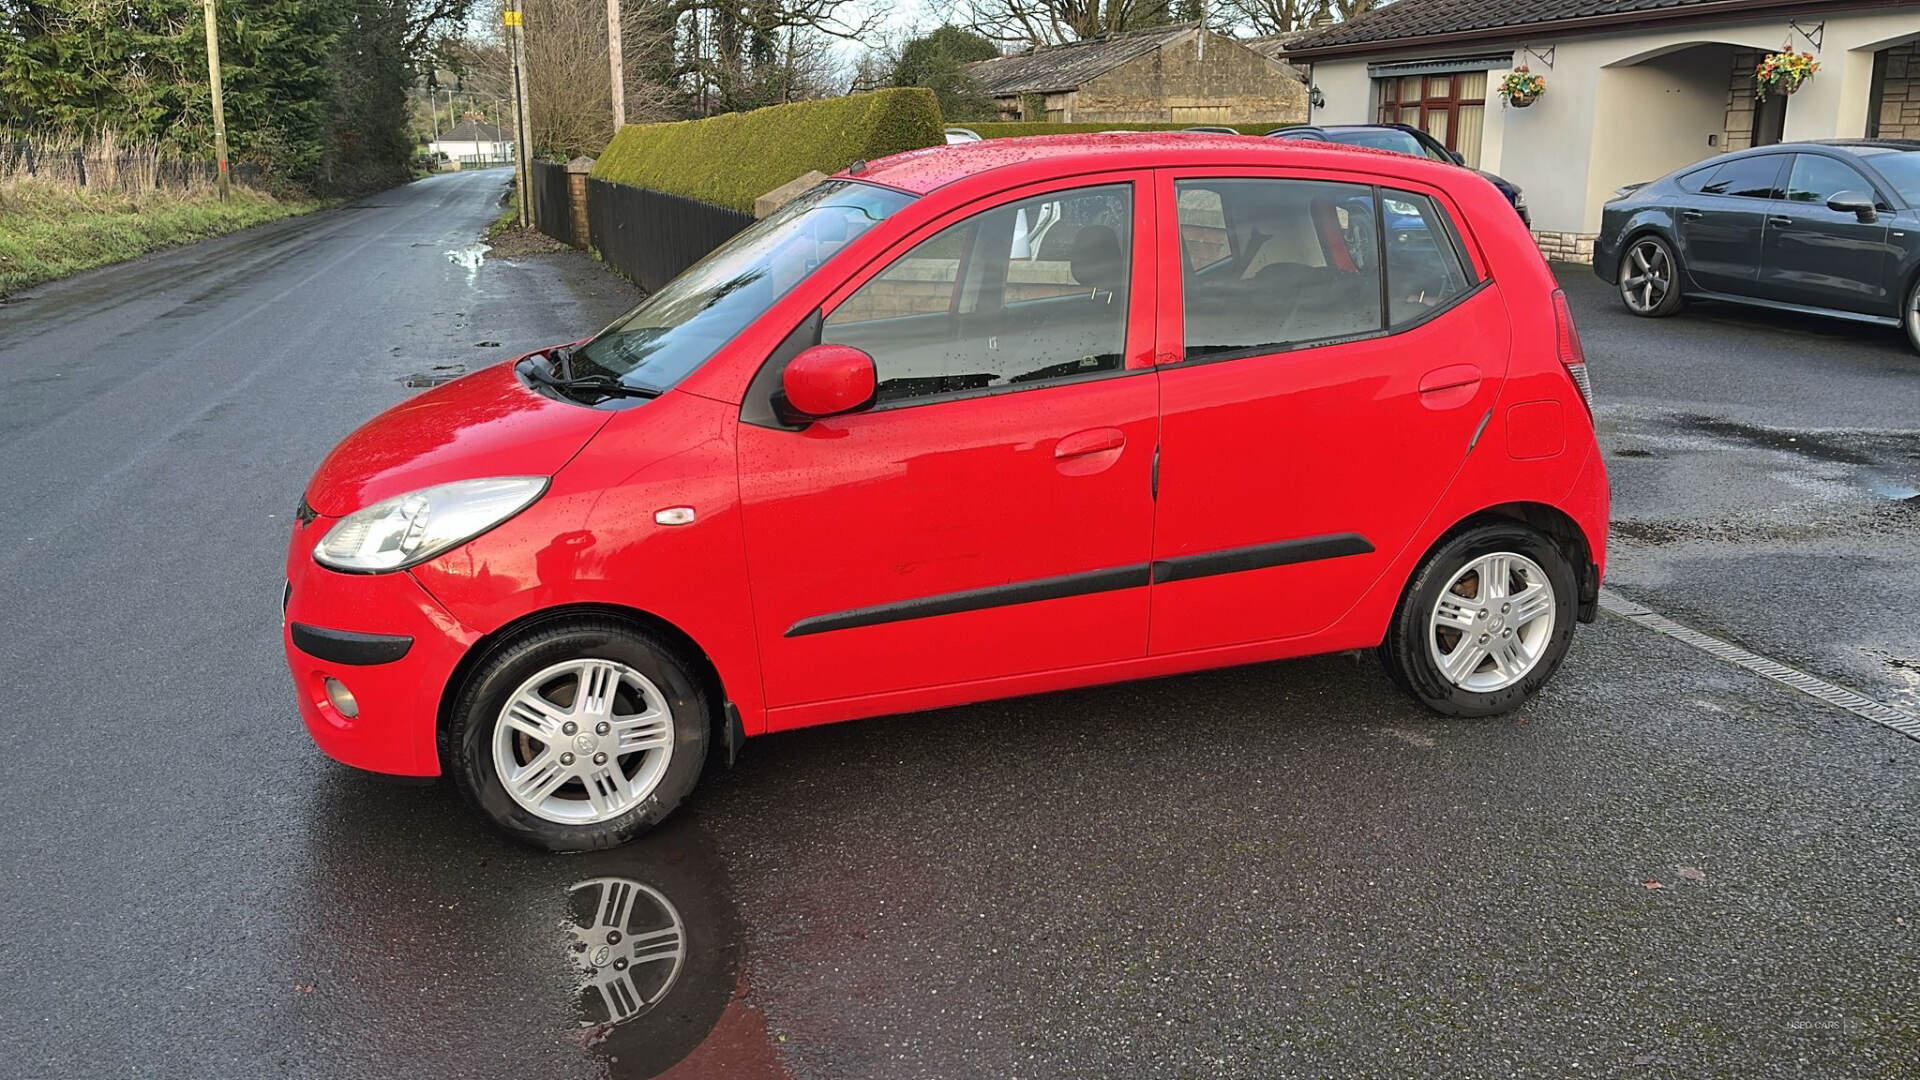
[785,564,1151,638]
[1151,533,1374,584]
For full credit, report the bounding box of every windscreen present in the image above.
[1859,149,1920,204]
[571,179,914,392]
[1327,128,1428,158]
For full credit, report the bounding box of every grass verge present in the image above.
[0,182,319,296]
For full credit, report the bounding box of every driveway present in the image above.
[0,180,1913,1079]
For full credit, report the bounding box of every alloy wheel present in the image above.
[1427,551,1557,692]
[491,658,675,825]
[1620,239,1672,313]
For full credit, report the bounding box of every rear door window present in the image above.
[1701,155,1786,199]
[1175,178,1383,358]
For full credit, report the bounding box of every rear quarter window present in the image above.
[1381,191,1474,327]
[1675,167,1714,193]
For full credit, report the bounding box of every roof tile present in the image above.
[1288,0,1806,53]
[966,24,1199,96]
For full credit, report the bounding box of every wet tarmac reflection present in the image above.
[305,769,786,1078]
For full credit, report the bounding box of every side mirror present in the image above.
[1826,190,1877,223]
[1449,150,1465,166]
[778,344,876,424]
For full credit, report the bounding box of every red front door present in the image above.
[737,173,1160,709]
[1147,169,1509,655]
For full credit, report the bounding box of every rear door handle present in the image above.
[1767,215,1793,227]
[1055,427,1125,458]
[1418,364,1482,393]
[1680,209,1704,221]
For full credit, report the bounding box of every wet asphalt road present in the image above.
[1,172,1916,1079]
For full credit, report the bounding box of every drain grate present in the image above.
[1600,589,1920,742]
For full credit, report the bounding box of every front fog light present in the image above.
[324,677,360,719]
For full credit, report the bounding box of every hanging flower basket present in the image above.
[1754,50,1818,100]
[1498,67,1546,108]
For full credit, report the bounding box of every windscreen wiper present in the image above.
[520,356,661,401]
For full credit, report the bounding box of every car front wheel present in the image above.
[1380,523,1578,717]
[1618,234,1684,317]
[447,618,710,851]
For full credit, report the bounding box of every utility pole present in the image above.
[201,0,230,200]
[506,0,533,227]
[606,0,625,130]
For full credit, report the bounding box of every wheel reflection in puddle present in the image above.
[567,877,686,1026]
[557,817,780,1078]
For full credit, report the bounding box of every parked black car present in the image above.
[1270,123,1529,226]
[1594,139,1920,352]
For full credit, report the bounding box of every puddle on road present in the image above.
[1606,412,1920,545]
[398,364,466,388]
[446,242,490,272]
[557,823,786,1079]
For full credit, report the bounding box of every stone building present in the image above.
[967,24,1309,126]
[1285,0,1920,262]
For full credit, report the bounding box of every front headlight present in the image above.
[313,476,548,572]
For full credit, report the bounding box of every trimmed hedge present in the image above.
[592,88,944,213]
[962,121,1289,139]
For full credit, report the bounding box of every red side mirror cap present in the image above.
[781,344,877,422]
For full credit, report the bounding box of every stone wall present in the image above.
[1533,230,1596,265]
[1873,43,1919,139]
[1070,29,1307,125]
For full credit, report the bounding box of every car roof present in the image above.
[852,132,1418,196]
[1715,138,1920,160]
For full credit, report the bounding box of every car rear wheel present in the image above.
[1380,522,1578,717]
[1619,234,1684,317]
[448,618,710,851]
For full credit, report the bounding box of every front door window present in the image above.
[822,185,1132,407]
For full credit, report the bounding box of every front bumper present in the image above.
[283,560,477,776]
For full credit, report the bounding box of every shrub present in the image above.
[592,88,943,213]
[964,121,1286,138]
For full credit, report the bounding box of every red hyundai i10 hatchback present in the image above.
[285,135,1608,850]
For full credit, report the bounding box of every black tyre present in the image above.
[1903,273,1920,354]
[447,617,710,851]
[1379,522,1578,717]
[1617,233,1685,317]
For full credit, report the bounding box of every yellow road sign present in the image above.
[502,9,521,25]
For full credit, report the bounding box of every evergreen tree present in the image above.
[0,0,470,192]
[891,25,999,122]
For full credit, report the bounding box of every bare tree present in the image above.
[1211,0,1382,37]
[962,0,1182,46]
[465,0,676,158]
[1214,0,1308,36]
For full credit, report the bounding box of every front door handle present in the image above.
[1055,427,1125,459]
[1767,215,1794,227]
[1680,209,1704,221]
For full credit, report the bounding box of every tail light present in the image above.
[1550,288,1593,412]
